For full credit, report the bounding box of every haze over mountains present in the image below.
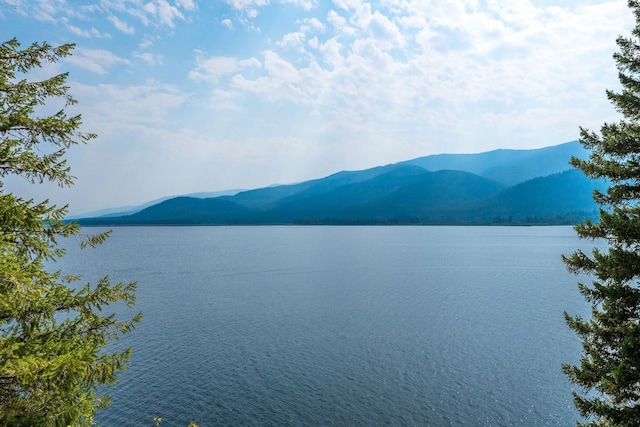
[79,141,603,226]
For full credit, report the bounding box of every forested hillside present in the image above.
[78,141,601,226]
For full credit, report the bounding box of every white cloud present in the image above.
[134,51,163,65]
[47,14,111,39]
[189,0,632,142]
[91,27,112,38]
[306,17,325,31]
[143,0,185,27]
[65,48,130,75]
[109,15,136,34]
[332,0,361,11]
[13,0,198,41]
[189,55,262,84]
[138,38,154,49]
[281,0,317,11]
[227,0,270,11]
[58,16,112,38]
[352,3,406,49]
[66,22,92,37]
[28,0,64,22]
[176,0,196,10]
[73,81,189,126]
[327,10,357,37]
[263,50,301,82]
[227,0,318,11]
[318,37,343,68]
[221,18,233,29]
[278,32,306,50]
[207,89,242,111]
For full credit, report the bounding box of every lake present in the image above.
[54,226,596,426]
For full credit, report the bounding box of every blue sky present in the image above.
[1,0,633,214]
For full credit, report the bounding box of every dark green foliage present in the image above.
[0,39,140,426]
[563,2,640,425]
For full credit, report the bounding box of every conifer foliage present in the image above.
[563,1,640,425]
[0,39,140,426]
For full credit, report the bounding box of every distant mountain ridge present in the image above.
[70,189,244,219]
[400,140,588,184]
[78,140,602,226]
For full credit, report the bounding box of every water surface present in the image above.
[55,226,594,426]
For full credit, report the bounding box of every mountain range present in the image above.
[78,140,604,226]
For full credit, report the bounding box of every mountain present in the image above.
[77,141,602,226]
[292,169,601,225]
[401,140,587,185]
[101,197,252,225]
[70,189,244,219]
[217,141,586,211]
[458,169,602,224]
[223,163,412,210]
[324,169,506,221]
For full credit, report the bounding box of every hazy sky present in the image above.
[1,0,633,214]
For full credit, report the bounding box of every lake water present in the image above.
[54,226,596,426]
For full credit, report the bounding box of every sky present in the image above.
[1,0,635,214]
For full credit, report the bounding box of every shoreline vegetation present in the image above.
[76,217,596,226]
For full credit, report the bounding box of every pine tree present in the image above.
[563,1,640,425]
[0,38,140,426]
